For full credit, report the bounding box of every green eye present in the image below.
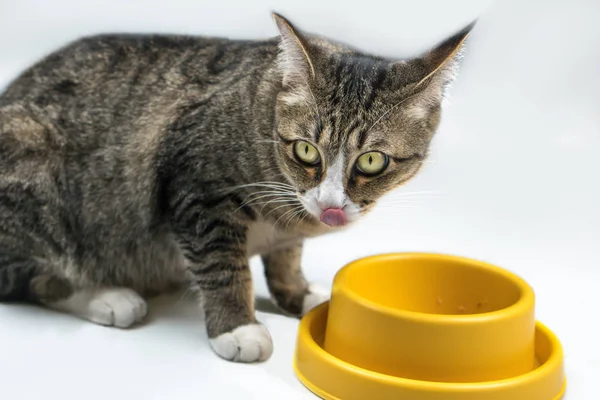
[293,141,320,165]
[356,152,388,176]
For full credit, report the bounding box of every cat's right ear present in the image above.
[272,13,315,89]
[395,22,475,106]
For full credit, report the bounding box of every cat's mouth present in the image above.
[297,196,359,228]
[319,208,347,227]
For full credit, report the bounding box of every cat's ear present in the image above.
[272,13,316,89]
[398,22,476,106]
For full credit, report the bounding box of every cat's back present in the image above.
[0,33,275,107]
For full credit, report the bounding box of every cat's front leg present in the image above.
[177,219,272,363]
[262,241,330,317]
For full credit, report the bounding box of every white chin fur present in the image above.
[298,154,362,224]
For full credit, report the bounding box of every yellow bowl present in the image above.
[294,253,566,400]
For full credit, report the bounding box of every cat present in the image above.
[0,13,472,362]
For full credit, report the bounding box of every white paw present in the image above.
[51,288,148,328]
[209,323,273,363]
[302,283,330,315]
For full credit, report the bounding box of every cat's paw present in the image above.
[301,283,330,315]
[87,288,148,328]
[209,323,273,363]
[51,287,148,328]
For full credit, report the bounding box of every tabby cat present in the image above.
[0,13,472,362]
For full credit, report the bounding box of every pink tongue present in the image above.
[320,208,346,227]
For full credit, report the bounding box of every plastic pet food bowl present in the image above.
[294,253,566,400]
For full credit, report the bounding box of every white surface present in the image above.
[0,0,598,399]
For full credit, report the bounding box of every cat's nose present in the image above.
[320,208,346,227]
[317,200,343,211]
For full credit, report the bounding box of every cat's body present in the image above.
[0,34,308,294]
[0,14,472,362]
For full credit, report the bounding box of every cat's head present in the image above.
[271,13,473,228]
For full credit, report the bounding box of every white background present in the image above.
[0,0,598,399]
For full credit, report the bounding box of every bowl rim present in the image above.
[295,302,565,393]
[333,252,536,324]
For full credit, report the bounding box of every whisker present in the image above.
[223,181,296,192]
[248,198,298,213]
[236,193,297,212]
[249,182,295,189]
[258,198,301,213]
[176,287,197,306]
[284,207,306,229]
[240,191,296,204]
[284,207,306,228]
[242,191,297,202]
[299,210,311,225]
[275,205,304,227]
[243,189,297,197]
[266,202,300,219]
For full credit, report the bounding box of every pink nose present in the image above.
[320,208,346,227]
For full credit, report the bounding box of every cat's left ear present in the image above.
[398,21,476,105]
[272,13,316,89]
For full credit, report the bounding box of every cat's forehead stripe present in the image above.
[315,53,393,150]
